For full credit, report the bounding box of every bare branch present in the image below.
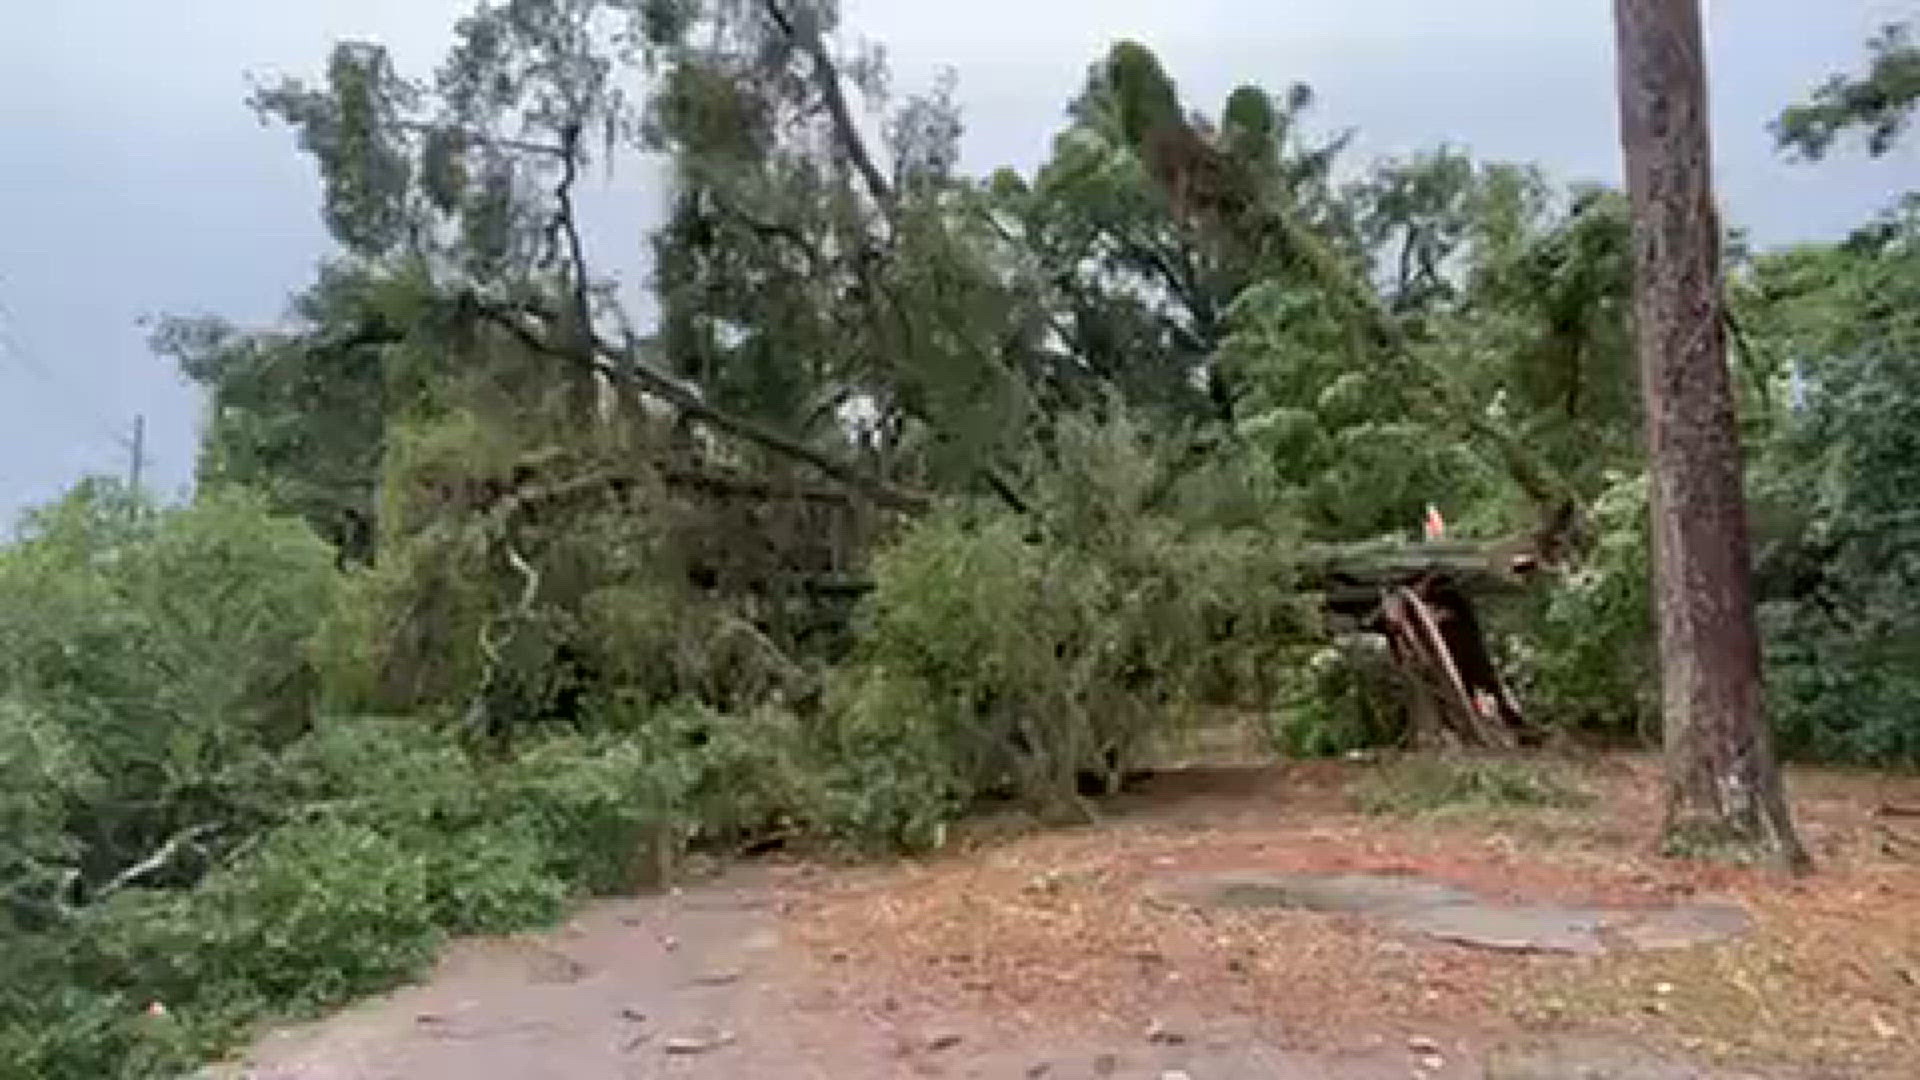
[92,823,220,902]
[504,542,540,610]
[980,465,1032,517]
[391,119,566,159]
[464,296,930,511]
[713,612,812,691]
[552,119,593,331]
[762,0,895,216]
[461,538,542,741]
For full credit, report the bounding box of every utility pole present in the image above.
[1612,0,1810,870]
[127,414,146,494]
[115,414,147,502]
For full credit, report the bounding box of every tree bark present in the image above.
[1612,0,1811,870]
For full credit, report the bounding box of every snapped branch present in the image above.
[762,0,896,217]
[465,296,929,512]
[91,823,222,904]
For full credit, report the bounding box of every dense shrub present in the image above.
[1265,635,1405,757]
[0,709,791,1079]
[1764,606,1920,766]
[263,718,573,929]
[0,484,339,926]
[78,821,442,1012]
[0,981,205,1080]
[836,475,1309,814]
[1510,471,1657,741]
[0,477,795,1080]
[1738,211,1920,765]
[813,665,971,852]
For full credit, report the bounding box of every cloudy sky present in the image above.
[2,0,1913,528]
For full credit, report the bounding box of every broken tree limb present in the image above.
[1399,588,1481,736]
[1377,578,1527,750]
[1297,535,1549,597]
[91,823,221,903]
[1113,91,1577,523]
[460,539,542,743]
[461,295,932,513]
[734,529,1570,607]
[761,0,896,219]
[593,327,935,512]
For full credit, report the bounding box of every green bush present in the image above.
[420,819,572,935]
[0,634,856,1079]
[1764,606,1920,767]
[1266,637,1405,757]
[1738,217,1920,766]
[79,821,441,1012]
[0,982,204,1080]
[839,462,1308,814]
[1511,471,1657,740]
[0,484,339,917]
[0,714,671,1080]
[5,820,451,1080]
[497,699,826,888]
[814,666,966,852]
[494,733,678,893]
[269,719,573,931]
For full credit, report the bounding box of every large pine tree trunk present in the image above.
[1612,0,1811,870]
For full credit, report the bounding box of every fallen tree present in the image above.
[1304,528,1567,749]
[470,443,1575,751]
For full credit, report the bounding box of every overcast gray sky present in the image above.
[3,0,1914,529]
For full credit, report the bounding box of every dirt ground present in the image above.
[220,744,1920,1079]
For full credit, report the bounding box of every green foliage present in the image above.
[0,485,341,1075]
[0,979,208,1080]
[10,806,556,1079]
[1014,47,1344,426]
[500,702,823,888]
[1740,199,1920,765]
[0,484,336,917]
[0,691,834,1078]
[814,666,967,852]
[152,261,458,563]
[0,698,99,921]
[263,719,574,931]
[1514,471,1655,738]
[853,513,1101,803]
[79,821,442,1013]
[1266,637,1404,758]
[0,480,708,1079]
[32,5,1920,1076]
[249,41,417,257]
[835,410,1310,812]
[1222,149,1637,542]
[1764,608,1920,767]
[1104,41,1185,149]
[1354,753,1594,816]
[1774,22,1920,160]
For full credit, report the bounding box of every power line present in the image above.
[0,283,164,467]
